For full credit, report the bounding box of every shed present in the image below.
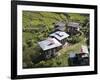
[67,22,80,34]
[54,22,66,31]
[68,52,89,66]
[38,38,62,59]
[68,22,80,28]
[50,31,69,44]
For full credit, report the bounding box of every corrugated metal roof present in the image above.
[55,22,66,27]
[68,22,80,28]
[55,26,65,31]
[50,31,69,40]
[81,45,89,54]
[69,53,76,58]
[38,38,62,51]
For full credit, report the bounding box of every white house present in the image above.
[38,38,62,59]
[50,31,69,44]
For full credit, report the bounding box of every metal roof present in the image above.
[80,45,89,54]
[69,53,76,58]
[38,38,62,51]
[55,26,65,31]
[54,22,66,31]
[55,22,66,27]
[50,31,69,40]
[67,22,80,28]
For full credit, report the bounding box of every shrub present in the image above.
[67,35,83,44]
[26,39,33,47]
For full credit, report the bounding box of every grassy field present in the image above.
[59,39,86,55]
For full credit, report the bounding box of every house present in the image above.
[50,31,69,45]
[54,21,66,31]
[68,52,89,66]
[38,38,62,59]
[68,45,89,66]
[67,22,80,34]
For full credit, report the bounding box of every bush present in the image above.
[26,40,33,47]
[67,35,83,44]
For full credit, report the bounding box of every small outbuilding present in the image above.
[68,53,89,66]
[54,21,66,31]
[38,38,62,59]
[67,22,81,34]
[68,45,89,66]
[50,31,69,45]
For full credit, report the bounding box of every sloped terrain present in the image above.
[22,11,89,68]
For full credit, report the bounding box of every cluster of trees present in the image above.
[22,11,90,68]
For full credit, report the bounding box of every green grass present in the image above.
[60,39,86,55]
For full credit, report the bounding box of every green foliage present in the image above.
[32,53,68,68]
[26,39,33,47]
[67,31,84,44]
[68,13,88,24]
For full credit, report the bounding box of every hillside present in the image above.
[22,11,89,68]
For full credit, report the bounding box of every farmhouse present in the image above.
[38,38,62,59]
[54,21,66,31]
[67,22,80,34]
[50,31,69,45]
[68,45,89,66]
[68,53,89,66]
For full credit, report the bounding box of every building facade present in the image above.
[38,38,62,59]
[67,22,80,35]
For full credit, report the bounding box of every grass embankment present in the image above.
[34,38,87,68]
[59,38,86,55]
